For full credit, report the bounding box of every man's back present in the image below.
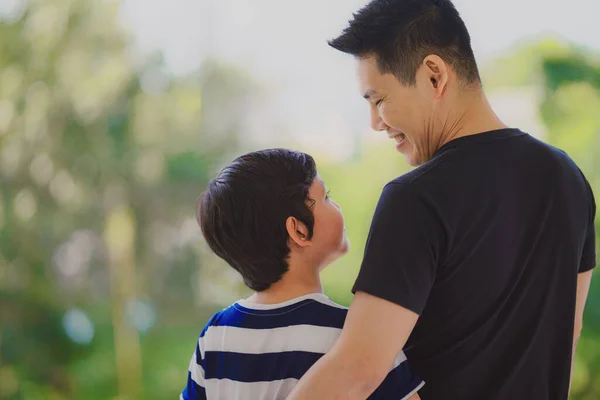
[397,129,595,399]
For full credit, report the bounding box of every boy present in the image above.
[181,149,423,399]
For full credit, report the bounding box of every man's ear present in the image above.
[286,216,311,248]
[422,54,449,97]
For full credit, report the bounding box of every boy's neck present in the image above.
[247,268,323,305]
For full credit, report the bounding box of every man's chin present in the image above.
[400,150,419,167]
[401,147,429,167]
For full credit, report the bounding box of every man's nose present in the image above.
[370,107,389,132]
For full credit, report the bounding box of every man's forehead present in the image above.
[362,88,378,100]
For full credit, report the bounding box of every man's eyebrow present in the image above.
[363,88,377,100]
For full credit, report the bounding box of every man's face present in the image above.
[357,56,439,166]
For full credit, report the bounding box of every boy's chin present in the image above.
[319,242,350,271]
[331,240,351,261]
[339,239,350,254]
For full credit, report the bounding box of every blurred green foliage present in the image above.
[0,1,598,399]
[0,0,252,398]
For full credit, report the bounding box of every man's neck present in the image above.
[439,89,508,148]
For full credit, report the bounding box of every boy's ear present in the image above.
[286,216,311,248]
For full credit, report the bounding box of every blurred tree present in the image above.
[0,0,259,399]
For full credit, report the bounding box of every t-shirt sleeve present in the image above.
[181,335,207,400]
[352,182,444,315]
[367,352,424,400]
[580,176,596,273]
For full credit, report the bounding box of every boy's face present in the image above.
[307,175,349,266]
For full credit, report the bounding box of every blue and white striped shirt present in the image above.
[181,293,424,399]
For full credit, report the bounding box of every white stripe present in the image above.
[201,324,341,355]
[391,350,408,369]
[204,377,298,400]
[236,293,344,310]
[188,353,205,387]
[197,336,205,360]
[400,380,425,400]
[309,296,348,310]
[179,395,184,400]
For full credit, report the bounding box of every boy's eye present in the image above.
[326,190,331,199]
[375,98,383,106]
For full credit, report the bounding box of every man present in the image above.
[286,0,596,399]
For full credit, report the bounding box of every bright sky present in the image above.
[119,0,599,156]
[120,0,599,76]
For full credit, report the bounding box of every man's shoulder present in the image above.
[387,134,584,189]
[379,176,431,209]
[385,151,456,200]
[522,134,580,166]
[519,136,592,195]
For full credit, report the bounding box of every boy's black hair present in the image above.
[197,149,317,292]
[329,0,480,85]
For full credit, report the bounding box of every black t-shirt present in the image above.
[353,128,596,400]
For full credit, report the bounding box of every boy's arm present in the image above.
[286,291,419,399]
[181,339,207,400]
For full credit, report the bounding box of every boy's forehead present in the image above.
[316,175,327,187]
[311,176,325,192]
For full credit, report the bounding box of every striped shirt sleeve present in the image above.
[368,352,424,400]
[181,337,207,400]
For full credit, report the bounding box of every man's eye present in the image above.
[375,99,383,106]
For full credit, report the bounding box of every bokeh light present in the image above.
[63,308,95,345]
